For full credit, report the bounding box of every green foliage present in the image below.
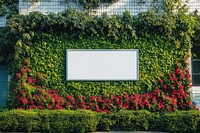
[163,0,188,13]
[38,110,100,133]
[0,110,100,133]
[111,110,153,131]
[30,35,179,96]
[0,0,18,17]
[97,110,200,132]
[161,111,200,133]
[79,0,119,9]
[1,110,200,132]
[6,10,194,97]
[0,0,6,17]
[192,14,200,43]
[0,28,10,64]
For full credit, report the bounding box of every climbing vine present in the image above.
[5,9,194,97]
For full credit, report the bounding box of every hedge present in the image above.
[0,110,200,133]
[0,110,100,133]
[98,110,200,132]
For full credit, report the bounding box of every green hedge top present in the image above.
[0,110,200,133]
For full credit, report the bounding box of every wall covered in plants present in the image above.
[6,8,196,111]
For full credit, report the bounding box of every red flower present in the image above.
[94,107,100,112]
[186,74,191,78]
[27,67,31,72]
[39,89,44,93]
[86,106,91,109]
[160,103,165,109]
[188,102,192,105]
[20,97,26,104]
[29,105,36,109]
[125,104,129,109]
[118,95,123,99]
[97,96,102,101]
[27,77,32,83]
[21,89,25,95]
[125,93,129,99]
[89,96,96,101]
[180,85,184,90]
[48,104,53,109]
[21,69,26,74]
[81,101,86,105]
[163,85,167,89]
[32,78,36,83]
[16,73,21,78]
[175,67,180,74]
[38,106,42,109]
[107,111,111,115]
[146,102,150,107]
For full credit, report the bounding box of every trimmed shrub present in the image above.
[161,111,200,133]
[1,110,200,132]
[97,110,200,132]
[0,110,100,133]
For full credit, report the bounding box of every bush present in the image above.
[0,110,200,132]
[0,110,100,133]
[161,111,200,133]
[111,110,153,131]
[97,110,200,132]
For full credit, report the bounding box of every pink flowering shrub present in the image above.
[9,59,196,113]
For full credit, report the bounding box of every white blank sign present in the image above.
[66,50,139,81]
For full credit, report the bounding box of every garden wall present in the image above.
[8,10,193,95]
[5,9,196,111]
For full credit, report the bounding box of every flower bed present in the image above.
[9,60,197,113]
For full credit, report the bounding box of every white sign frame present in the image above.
[66,49,139,81]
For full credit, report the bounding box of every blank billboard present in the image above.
[66,50,139,81]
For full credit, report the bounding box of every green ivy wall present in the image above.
[27,34,187,96]
[6,10,194,97]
